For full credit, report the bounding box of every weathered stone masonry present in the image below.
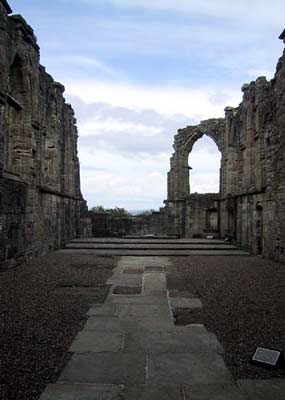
[164,43,285,262]
[0,1,84,262]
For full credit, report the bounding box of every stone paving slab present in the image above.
[40,383,247,400]
[112,272,143,279]
[69,330,124,353]
[143,273,167,293]
[112,285,142,295]
[207,333,225,354]
[43,254,249,400]
[118,257,171,268]
[40,384,121,400]
[107,276,142,286]
[147,353,234,385]
[170,297,203,309]
[137,317,175,331]
[123,330,224,354]
[121,385,184,399]
[184,383,247,399]
[87,304,119,317]
[238,379,285,400]
[109,294,169,305]
[83,316,123,332]
[118,304,171,320]
[176,324,208,335]
[59,353,146,384]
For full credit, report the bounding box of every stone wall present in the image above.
[185,194,220,238]
[0,1,84,263]
[163,43,285,262]
[220,50,285,261]
[89,210,167,238]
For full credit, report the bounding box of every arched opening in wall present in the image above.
[187,135,221,238]
[6,54,26,172]
[9,54,26,103]
[188,135,221,194]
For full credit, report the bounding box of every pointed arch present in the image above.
[9,53,26,101]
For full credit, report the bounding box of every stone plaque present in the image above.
[252,347,282,367]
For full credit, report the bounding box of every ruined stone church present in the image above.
[162,51,285,263]
[1,0,285,263]
[0,0,84,262]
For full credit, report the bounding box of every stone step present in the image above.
[65,243,238,250]
[70,238,231,244]
[59,249,250,256]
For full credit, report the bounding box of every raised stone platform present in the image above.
[62,238,249,256]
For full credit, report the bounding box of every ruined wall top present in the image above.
[174,118,225,154]
[0,0,12,14]
[279,29,285,42]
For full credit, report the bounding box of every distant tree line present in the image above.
[90,206,131,218]
[89,206,155,218]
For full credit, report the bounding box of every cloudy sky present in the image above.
[9,0,284,210]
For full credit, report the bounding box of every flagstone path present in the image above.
[40,255,248,399]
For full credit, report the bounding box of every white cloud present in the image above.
[51,55,116,75]
[74,100,182,208]
[190,173,220,194]
[75,99,222,209]
[71,0,285,28]
[78,117,163,137]
[65,80,241,119]
[189,136,221,193]
[80,156,167,209]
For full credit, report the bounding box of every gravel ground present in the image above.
[168,255,285,380]
[0,253,117,400]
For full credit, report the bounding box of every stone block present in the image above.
[238,379,285,400]
[170,298,203,309]
[59,353,146,384]
[147,353,234,385]
[69,330,124,353]
[39,383,121,400]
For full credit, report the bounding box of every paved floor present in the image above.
[40,243,285,399]
[40,255,247,399]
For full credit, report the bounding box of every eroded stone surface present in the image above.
[238,379,285,400]
[69,330,124,353]
[40,255,247,400]
[0,2,87,263]
[147,353,234,385]
[59,353,146,384]
[162,50,285,262]
[40,384,121,400]
[170,298,203,309]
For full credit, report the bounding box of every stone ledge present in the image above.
[38,185,82,200]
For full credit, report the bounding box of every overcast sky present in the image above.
[9,0,284,210]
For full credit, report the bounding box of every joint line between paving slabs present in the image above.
[166,289,174,322]
[142,274,146,294]
[121,331,126,352]
[145,354,149,384]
